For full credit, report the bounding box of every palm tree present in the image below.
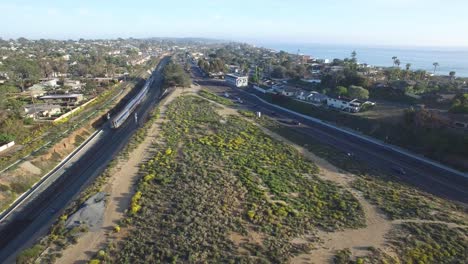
[405,63,412,79]
[392,56,397,67]
[395,59,401,68]
[433,62,439,74]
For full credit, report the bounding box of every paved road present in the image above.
[0,57,171,263]
[192,67,468,205]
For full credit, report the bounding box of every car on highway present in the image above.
[291,120,301,126]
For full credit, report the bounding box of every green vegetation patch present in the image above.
[393,223,468,264]
[198,89,234,106]
[113,96,364,263]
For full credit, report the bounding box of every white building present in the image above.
[297,91,328,103]
[24,104,61,118]
[225,74,248,88]
[281,87,301,97]
[327,97,362,113]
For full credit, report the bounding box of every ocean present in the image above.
[256,43,468,77]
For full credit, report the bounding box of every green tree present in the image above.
[348,85,369,100]
[0,133,15,144]
[395,59,401,68]
[432,62,439,74]
[392,56,398,67]
[405,63,412,79]
[449,71,456,81]
[335,86,348,96]
[271,66,287,79]
[449,93,468,113]
[0,84,19,108]
[163,61,191,87]
[7,58,41,91]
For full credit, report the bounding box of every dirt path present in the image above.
[391,219,467,229]
[55,87,192,264]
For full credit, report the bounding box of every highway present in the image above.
[0,56,171,263]
[192,67,468,205]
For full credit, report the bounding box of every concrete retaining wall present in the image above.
[0,141,15,153]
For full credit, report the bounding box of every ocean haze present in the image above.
[256,42,468,77]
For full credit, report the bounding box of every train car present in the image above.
[110,77,153,129]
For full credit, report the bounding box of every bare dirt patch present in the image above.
[18,161,42,175]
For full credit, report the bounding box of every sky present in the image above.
[1,0,468,48]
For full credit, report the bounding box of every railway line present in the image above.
[0,56,171,263]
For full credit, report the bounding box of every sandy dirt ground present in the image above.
[55,86,198,264]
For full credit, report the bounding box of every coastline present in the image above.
[254,42,468,77]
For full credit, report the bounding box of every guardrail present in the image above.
[0,129,103,223]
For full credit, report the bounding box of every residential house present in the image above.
[225,74,248,88]
[437,93,457,103]
[227,65,240,74]
[301,78,321,84]
[64,79,83,90]
[24,104,61,119]
[298,55,311,64]
[280,86,302,97]
[330,66,344,72]
[307,91,328,103]
[26,84,47,98]
[252,85,271,94]
[327,97,362,113]
[40,78,60,88]
[0,72,7,84]
[38,94,84,106]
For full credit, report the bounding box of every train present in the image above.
[111,76,154,129]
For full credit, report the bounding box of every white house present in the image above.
[327,97,362,113]
[26,84,47,98]
[41,78,60,87]
[301,79,322,84]
[225,74,248,88]
[24,104,61,118]
[297,91,328,103]
[308,92,328,103]
[280,87,301,97]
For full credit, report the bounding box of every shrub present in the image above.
[16,244,44,264]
